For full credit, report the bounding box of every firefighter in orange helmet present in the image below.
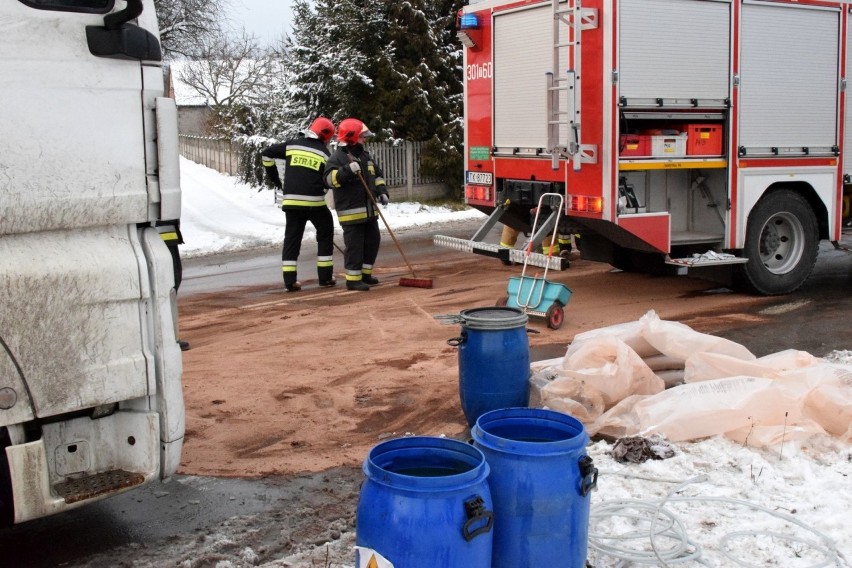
[262,116,337,292]
[323,118,390,291]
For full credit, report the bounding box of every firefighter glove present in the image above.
[378,194,389,206]
[348,162,361,175]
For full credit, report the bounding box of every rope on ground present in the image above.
[588,471,848,568]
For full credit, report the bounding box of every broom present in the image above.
[347,156,434,289]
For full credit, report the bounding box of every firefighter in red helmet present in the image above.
[262,116,337,291]
[324,118,390,291]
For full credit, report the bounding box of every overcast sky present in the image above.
[227,0,297,45]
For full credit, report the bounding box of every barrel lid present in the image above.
[459,307,528,330]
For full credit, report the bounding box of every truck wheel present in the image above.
[737,189,818,295]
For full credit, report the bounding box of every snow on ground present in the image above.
[178,161,852,568]
[178,157,485,259]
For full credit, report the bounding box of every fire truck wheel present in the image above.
[737,189,819,295]
[546,303,564,330]
[496,296,509,307]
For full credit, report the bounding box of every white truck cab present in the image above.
[0,0,184,523]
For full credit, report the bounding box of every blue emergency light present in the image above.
[459,13,480,30]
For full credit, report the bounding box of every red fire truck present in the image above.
[435,0,852,294]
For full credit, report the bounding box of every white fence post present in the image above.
[406,141,414,201]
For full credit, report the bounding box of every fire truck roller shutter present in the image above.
[493,4,569,150]
[739,3,839,155]
[618,0,730,103]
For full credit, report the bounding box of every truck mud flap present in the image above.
[434,235,567,271]
[832,241,852,254]
[832,227,852,253]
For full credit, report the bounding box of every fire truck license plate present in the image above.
[466,171,493,185]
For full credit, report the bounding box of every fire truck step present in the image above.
[507,249,567,270]
[434,235,567,270]
[434,234,499,254]
[54,469,146,504]
[665,253,749,268]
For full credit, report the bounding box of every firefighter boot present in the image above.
[346,280,370,291]
[318,265,336,287]
[362,275,380,286]
[284,270,301,292]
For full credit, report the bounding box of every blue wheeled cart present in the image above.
[498,193,572,330]
[503,275,571,329]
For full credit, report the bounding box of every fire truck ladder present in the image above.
[547,0,598,171]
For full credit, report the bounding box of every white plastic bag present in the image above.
[565,319,658,359]
[541,378,607,423]
[590,376,807,444]
[684,349,820,383]
[531,356,565,374]
[779,362,852,440]
[639,310,755,362]
[556,335,664,407]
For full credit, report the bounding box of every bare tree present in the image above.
[176,29,277,135]
[154,0,229,59]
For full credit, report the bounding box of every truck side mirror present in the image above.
[86,24,162,61]
[86,0,161,61]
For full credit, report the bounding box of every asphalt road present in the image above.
[719,239,852,356]
[178,217,487,296]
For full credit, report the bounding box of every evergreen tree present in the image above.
[275,0,382,130]
[376,0,465,189]
[372,0,446,140]
[253,0,467,193]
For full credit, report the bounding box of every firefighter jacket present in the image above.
[324,144,388,226]
[261,133,331,211]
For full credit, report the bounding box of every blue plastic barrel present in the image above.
[449,307,530,426]
[356,436,494,567]
[472,408,598,567]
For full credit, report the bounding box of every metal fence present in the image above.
[179,136,243,177]
[178,135,439,190]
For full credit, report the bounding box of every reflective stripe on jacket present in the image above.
[261,135,331,211]
[323,146,388,226]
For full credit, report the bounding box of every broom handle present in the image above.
[347,157,419,278]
